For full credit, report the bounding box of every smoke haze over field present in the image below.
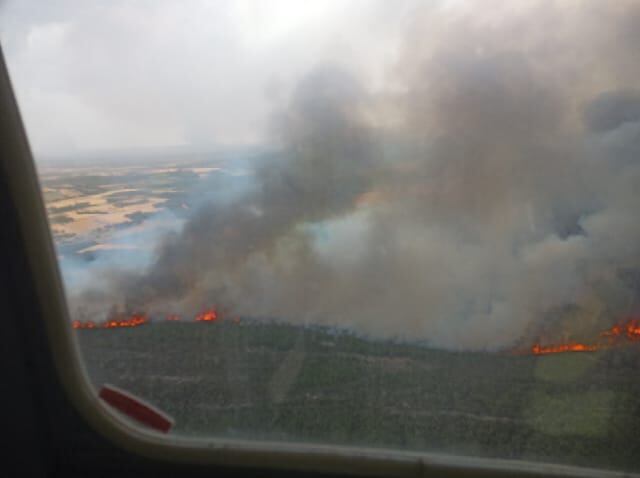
[7,1,640,350]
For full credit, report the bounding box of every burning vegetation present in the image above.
[531,342,598,356]
[72,308,224,329]
[73,307,640,359]
[531,317,640,356]
[195,308,218,322]
[72,314,149,330]
[601,318,640,342]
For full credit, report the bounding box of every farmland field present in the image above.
[37,151,258,292]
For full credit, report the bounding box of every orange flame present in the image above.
[103,314,148,328]
[195,308,218,322]
[531,342,598,355]
[73,314,149,330]
[531,317,640,355]
[601,317,640,341]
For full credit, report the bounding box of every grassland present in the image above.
[76,321,640,474]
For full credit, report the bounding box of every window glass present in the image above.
[3,0,640,473]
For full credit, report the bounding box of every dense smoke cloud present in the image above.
[72,0,640,350]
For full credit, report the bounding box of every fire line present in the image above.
[73,314,149,329]
[531,317,640,356]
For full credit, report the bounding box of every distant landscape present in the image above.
[39,152,249,249]
[38,150,258,291]
[40,154,640,475]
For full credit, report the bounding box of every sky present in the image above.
[0,0,422,157]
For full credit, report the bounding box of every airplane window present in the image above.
[3,0,640,474]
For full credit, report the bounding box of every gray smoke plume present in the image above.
[72,0,640,350]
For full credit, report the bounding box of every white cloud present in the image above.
[0,0,417,157]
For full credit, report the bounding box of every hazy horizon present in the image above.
[0,0,418,158]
